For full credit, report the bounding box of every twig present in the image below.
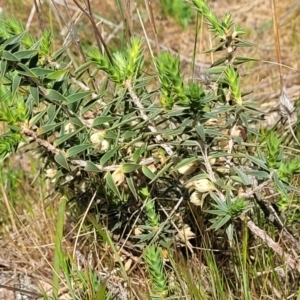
[124,79,174,156]
[244,216,300,272]
[21,126,155,172]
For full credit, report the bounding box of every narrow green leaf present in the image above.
[2,50,19,61]
[67,91,92,104]
[245,155,269,171]
[93,116,117,127]
[52,196,67,300]
[206,209,228,216]
[30,86,39,103]
[174,157,198,171]
[11,75,21,100]
[0,60,7,82]
[38,122,63,135]
[233,167,251,185]
[2,33,24,47]
[233,56,260,65]
[45,68,69,80]
[54,152,70,171]
[100,147,118,165]
[105,172,121,198]
[244,170,270,180]
[234,39,254,47]
[67,144,90,157]
[29,109,47,126]
[206,66,227,74]
[52,43,71,60]
[74,61,93,75]
[272,171,288,198]
[123,131,137,140]
[195,124,205,141]
[210,192,228,211]
[14,50,37,60]
[209,215,231,230]
[126,176,138,199]
[122,163,141,173]
[169,140,200,147]
[132,144,146,163]
[142,165,155,180]
[85,161,101,172]
[54,128,82,147]
[46,89,68,102]
[17,63,38,78]
[150,161,173,184]
[211,56,227,67]
[69,116,84,127]
[31,68,54,76]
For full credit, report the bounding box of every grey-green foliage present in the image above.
[0,1,300,272]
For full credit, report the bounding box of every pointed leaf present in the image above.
[2,50,19,61]
[174,157,198,170]
[132,144,146,163]
[233,167,251,185]
[29,109,47,126]
[195,124,205,140]
[209,215,231,230]
[272,171,288,198]
[105,172,121,198]
[85,161,101,172]
[67,144,91,157]
[93,116,117,127]
[142,165,155,180]
[245,155,269,171]
[11,75,21,99]
[0,60,7,82]
[45,68,69,80]
[54,128,82,147]
[31,68,54,76]
[244,170,270,180]
[122,163,141,173]
[17,63,38,78]
[67,91,92,104]
[150,161,173,184]
[54,152,70,171]
[46,89,68,102]
[30,86,39,103]
[100,147,118,165]
[38,122,63,135]
[14,50,37,60]
[74,61,93,75]
[126,176,138,199]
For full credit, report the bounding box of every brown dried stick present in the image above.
[245,217,300,272]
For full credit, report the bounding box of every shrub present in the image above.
[1,0,300,297]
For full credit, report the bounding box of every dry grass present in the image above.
[1,0,300,299]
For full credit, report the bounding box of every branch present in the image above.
[244,216,300,272]
[21,125,155,172]
[124,79,174,156]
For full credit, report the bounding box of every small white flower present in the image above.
[45,168,57,179]
[90,130,106,144]
[112,167,125,186]
[65,122,75,134]
[90,130,110,152]
[190,191,203,207]
[186,178,215,193]
[177,225,195,242]
[177,162,198,175]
